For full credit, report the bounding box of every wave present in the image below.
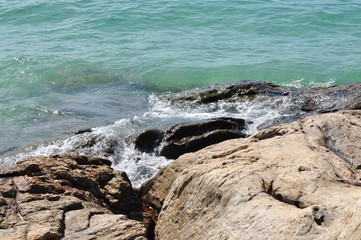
[1,89,297,187]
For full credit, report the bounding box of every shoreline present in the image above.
[3,80,361,185]
[2,80,361,239]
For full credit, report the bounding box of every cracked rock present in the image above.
[0,154,148,240]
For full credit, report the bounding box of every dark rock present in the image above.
[74,128,93,135]
[159,129,246,160]
[166,80,292,104]
[163,117,246,142]
[134,129,164,153]
[133,117,247,159]
[158,117,247,159]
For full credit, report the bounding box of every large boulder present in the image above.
[141,110,361,240]
[0,154,148,240]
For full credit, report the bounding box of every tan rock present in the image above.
[64,210,147,240]
[141,110,361,240]
[0,154,148,240]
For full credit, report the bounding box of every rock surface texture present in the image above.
[141,110,361,240]
[134,117,247,159]
[0,154,148,240]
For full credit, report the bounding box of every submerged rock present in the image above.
[166,80,292,104]
[0,154,148,240]
[133,117,247,159]
[73,128,93,135]
[141,110,361,239]
[165,80,361,129]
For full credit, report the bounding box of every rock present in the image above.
[134,129,164,153]
[73,128,93,135]
[159,117,247,159]
[163,117,246,141]
[164,80,361,129]
[133,117,247,159]
[141,110,361,239]
[72,134,118,156]
[65,212,148,240]
[0,154,148,240]
[165,80,292,104]
[159,129,246,160]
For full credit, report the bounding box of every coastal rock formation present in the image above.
[0,154,148,240]
[164,80,361,129]
[141,110,361,239]
[63,81,361,162]
[134,117,247,159]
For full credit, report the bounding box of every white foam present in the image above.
[147,94,292,132]
[113,145,170,188]
[2,92,295,187]
[282,78,336,88]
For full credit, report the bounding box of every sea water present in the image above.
[1,0,360,186]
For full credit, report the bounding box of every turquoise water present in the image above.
[1,0,361,155]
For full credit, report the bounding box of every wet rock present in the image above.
[133,117,247,159]
[67,134,119,157]
[134,129,164,153]
[141,110,361,239]
[0,154,148,240]
[73,128,93,135]
[159,117,247,159]
[164,80,361,129]
[159,129,246,160]
[165,80,292,104]
[163,117,246,141]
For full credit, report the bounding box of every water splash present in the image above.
[0,91,299,187]
[282,77,336,88]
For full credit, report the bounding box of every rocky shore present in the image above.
[141,110,361,239]
[0,154,150,240]
[2,80,361,239]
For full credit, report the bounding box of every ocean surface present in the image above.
[1,0,360,186]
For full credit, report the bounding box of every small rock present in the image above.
[74,128,93,135]
[134,129,164,153]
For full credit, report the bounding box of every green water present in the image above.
[1,0,361,153]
